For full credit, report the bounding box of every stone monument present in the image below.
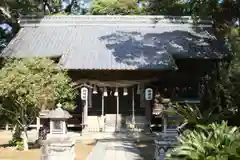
[40,103,75,160]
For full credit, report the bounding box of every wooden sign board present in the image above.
[145,88,153,100]
[81,87,88,100]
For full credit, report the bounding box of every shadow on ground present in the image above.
[0,142,41,149]
[136,140,155,160]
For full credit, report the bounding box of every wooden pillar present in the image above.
[88,88,92,108]
[132,87,135,124]
[101,95,104,116]
[84,99,88,127]
[140,83,150,122]
[116,88,119,131]
[50,120,53,134]
[81,86,89,133]
[101,95,105,131]
[84,88,90,129]
[163,117,167,134]
[36,117,40,131]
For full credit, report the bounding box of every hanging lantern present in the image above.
[123,87,128,96]
[136,84,140,94]
[114,87,118,96]
[93,85,98,94]
[103,87,108,97]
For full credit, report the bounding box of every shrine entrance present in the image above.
[104,87,132,132]
[77,78,151,133]
[104,94,119,132]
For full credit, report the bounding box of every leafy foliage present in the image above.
[0,0,64,18]
[0,57,76,110]
[167,121,240,160]
[1,0,42,19]
[171,104,233,130]
[147,0,191,15]
[0,23,13,52]
[89,0,140,15]
[0,28,8,51]
[172,104,218,126]
[0,57,77,150]
[184,0,240,125]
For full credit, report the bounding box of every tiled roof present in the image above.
[1,26,73,57]
[0,16,228,70]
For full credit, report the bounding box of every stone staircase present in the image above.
[86,115,149,133]
[87,116,104,132]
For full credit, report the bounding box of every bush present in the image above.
[167,121,240,160]
[89,0,140,15]
[8,125,24,150]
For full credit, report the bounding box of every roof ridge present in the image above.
[19,15,213,27]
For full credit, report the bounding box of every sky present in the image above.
[0,23,12,34]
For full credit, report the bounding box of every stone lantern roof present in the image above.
[45,104,72,119]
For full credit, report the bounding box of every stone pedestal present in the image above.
[154,135,177,160]
[41,138,75,160]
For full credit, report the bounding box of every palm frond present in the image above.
[167,121,240,159]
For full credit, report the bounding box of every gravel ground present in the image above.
[0,132,95,160]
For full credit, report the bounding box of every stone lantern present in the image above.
[41,103,75,160]
[154,105,179,160]
[47,103,72,138]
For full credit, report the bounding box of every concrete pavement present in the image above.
[87,140,144,160]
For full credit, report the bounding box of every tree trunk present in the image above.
[23,127,29,151]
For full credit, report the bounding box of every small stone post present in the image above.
[41,103,75,160]
[5,123,9,131]
[159,148,165,160]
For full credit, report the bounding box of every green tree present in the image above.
[0,28,8,51]
[0,57,77,150]
[89,0,140,15]
[179,0,240,124]
[1,0,42,17]
[167,121,240,160]
[0,0,63,18]
[147,0,190,15]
